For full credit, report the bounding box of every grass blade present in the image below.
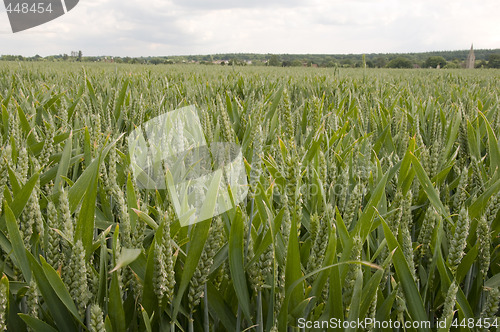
[228,207,252,322]
[5,204,30,282]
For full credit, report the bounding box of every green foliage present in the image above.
[268,54,281,67]
[424,56,447,68]
[487,54,500,68]
[386,57,413,68]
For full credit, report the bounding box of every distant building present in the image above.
[466,44,475,69]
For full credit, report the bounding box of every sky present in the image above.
[0,0,499,57]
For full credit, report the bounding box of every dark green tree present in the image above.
[424,56,447,68]
[487,54,500,68]
[444,61,460,69]
[268,55,281,66]
[340,58,353,68]
[150,58,164,65]
[374,57,387,68]
[386,57,413,68]
[475,60,487,68]
[320,59,337,67]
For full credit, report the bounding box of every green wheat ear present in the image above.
[26,277,40,320]
[0,276,7,331]
[448,207,470,272]
[477,216,491,275]
[485,192,500,226]
[440,281,458,328]
[0,145,9,216]
[418,206,439,264]
[21,184,43,247]
[67,240,91,317]
[89,304,106,332]
[188,217,222,311]
[153,211,176,308]
[60,188,74,247]
[481,287,500,322]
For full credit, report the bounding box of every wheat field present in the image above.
[0,62,499,331]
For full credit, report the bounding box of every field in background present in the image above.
[0,63,499,331]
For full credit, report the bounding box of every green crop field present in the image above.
[0,62,499,331]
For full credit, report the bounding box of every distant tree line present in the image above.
[1,50,500,69]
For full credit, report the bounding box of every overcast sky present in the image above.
[0,0,498,56]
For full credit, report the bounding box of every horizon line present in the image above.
[2,47,499,59]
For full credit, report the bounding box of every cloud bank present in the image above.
[0,0,498,56]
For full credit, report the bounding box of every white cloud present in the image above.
[0,0,498,56]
